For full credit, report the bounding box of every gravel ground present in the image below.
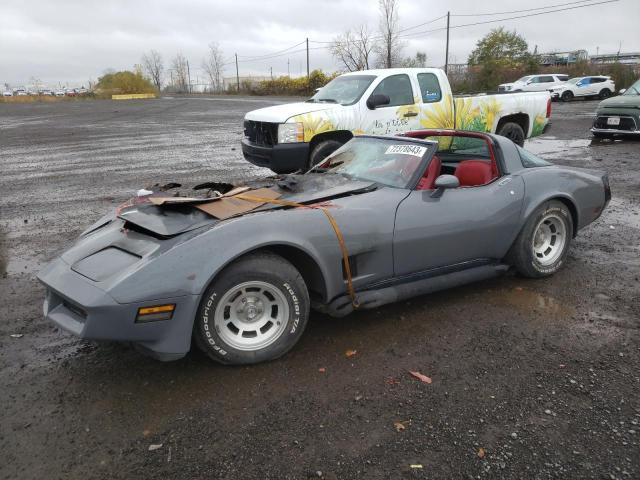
[0,97,638,480]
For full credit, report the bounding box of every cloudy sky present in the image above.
[1,0,637,88]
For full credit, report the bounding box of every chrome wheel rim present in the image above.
[532,213,567,266]
[214,281,289,351]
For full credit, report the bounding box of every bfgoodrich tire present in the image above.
[194,252,309,365]
[309,139,343,169]
[497,122,525,147]
[507,200,573,278]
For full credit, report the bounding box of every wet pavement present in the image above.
[1,97,639,479]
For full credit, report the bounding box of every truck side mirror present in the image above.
[366,93,390,110]
[619,88,626,94]
[430,174,460,198]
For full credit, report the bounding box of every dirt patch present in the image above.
[0,98,639,480]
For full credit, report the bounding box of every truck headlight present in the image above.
[278,123,304,144]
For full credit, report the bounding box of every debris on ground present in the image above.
[408,370,432,384]
[345,349,357,358]
[148,444,163,451]
[10,334,23,338]
[477,448,486,459]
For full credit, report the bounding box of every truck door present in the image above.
[363,73,420,135]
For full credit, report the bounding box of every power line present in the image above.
[237,41,306,61]
[451,0,596,16]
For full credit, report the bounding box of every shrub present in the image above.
[94,71,156,98]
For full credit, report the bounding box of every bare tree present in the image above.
[141,50,164,91]
[171,52,189,93]
[402,51,427,67]
[330,25,375,72]
[202,42,225,93]
[376,0,404,68]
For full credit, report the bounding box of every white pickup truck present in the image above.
[242,68,551,173]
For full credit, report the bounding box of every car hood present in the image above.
[117,174,377,237]
[244,102,339,123]
[598,95,640,109]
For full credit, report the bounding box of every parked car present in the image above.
[39,89,54,96]
[242,68,552,173]
[38,130,610,364]
[591,79,640,138]
[55,90,65,97]
[549,76,615,102]
[2,91,12,97]
[14,89,28,96]
[65,89,77,97]
[498,74,568,93]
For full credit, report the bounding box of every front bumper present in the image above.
[38,257,200,361]
[591,114,640,135]
[241,138,309,173]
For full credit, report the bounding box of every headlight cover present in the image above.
[278,122,304,144]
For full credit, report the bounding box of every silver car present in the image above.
[38,131,610,364]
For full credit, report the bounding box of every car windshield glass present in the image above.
[516,76,532,83]
[425,135,491,159]
[622,80,640,95]
[308,75,376,105]
[516,145,552,168]
[567,78,581,84]
[312,137,432,188]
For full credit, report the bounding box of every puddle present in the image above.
[486,287,573,317]
[525,137,593,160]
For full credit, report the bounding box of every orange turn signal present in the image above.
[136,304,175,322]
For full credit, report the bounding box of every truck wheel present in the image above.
[561,91,573,102]
[497,122,525,146]
[309,139,343,169]
[194,252,309,365]
[598,88,612,99]
[507,200,573,278]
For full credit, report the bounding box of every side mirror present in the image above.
[430,174,460,198]
[619,88,626,94]
[366,93,390,110]
[314,87,321,93]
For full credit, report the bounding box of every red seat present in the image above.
[455,160,495,187]
[416,155,441,190]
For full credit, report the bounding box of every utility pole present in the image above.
[444,11,450,75]
[287,58,290,77]
[186,60,192,93]
[306,38,310,79]
[270,66,273,80]
[235,53,240,92]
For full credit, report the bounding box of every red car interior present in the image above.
[416,155,442,190]
[455,160,496,187]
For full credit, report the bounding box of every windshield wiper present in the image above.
[305,98,316,103]
[317,98,338,103]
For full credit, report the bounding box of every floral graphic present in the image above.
[292,112,335,142]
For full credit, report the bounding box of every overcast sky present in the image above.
[1,0,637,87]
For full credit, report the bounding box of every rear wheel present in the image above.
[194,252,309,364]
[598,88,612,99]
[561,91,574,102]
[309,139,343,169]
[497,122,525,147]
[507,200,573,278]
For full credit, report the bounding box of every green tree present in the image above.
[468,27,531,67]
[95,70,156,97]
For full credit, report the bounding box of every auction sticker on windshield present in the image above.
[385,145,428,156]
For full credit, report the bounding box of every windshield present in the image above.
[308,75,376,106]
[516,76,532,83]
[623,80,640,95]
[567,77,582,84]
[312,137,433,188]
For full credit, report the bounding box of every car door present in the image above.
[363,73,420,135]
[575,77,591,97]
[537,75,556,91]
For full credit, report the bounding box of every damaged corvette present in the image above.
[38,130,611,364]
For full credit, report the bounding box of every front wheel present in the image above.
[561,91,574,102]
[507,200,573,278]
[309,139,343,169]
[599,88,612,99]
[497,122,525,146]
[194,252,309,364]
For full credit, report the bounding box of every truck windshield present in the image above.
[622,80,640,95]
[312,137,432,188]
[308,75,376,106]
[516,76,532,83]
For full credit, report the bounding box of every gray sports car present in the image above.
[38,130,610,364]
